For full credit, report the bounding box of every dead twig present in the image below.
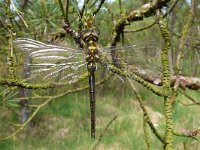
[92,115,117,150]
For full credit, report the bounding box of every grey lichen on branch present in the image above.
[5,0,16,79]
[156,10,173,150]
[0,78,55,89]
[0,72,89,89]
[111,0,170,46]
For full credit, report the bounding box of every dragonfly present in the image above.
[13,15,162,138]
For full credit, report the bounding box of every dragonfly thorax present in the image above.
[83,31,99,72]
[85,39,99,65]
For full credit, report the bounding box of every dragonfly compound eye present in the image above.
[82,30,99,42]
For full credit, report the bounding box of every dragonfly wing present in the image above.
[14,38,87,84]
[99,41,162,76]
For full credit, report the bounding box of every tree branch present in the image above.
[111,0,170,46]
[93,0,106,15]
[62,20,84,48]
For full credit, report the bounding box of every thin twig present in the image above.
[11,0,28,27]
[0,97,52,141]
[128,78,164,143]
[58,0,66,19]
[179,89,200,105]
[175,0,195,74]
[92,115,118,150]
[103,3,115,24]
[174,130,200,142]
[124,22,156,33]
[65,0,69,21]
[80,0,90,17]
[93,0,106,15]
[13,73,112,101]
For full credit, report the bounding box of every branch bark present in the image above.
[128,66,200,90]
[111,0,170,46]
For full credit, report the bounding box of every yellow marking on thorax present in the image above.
[88,40,97,54]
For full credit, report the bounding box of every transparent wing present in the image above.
[14,38,86,84]
[99,41,163,76]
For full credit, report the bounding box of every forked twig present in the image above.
[128,78,164,144]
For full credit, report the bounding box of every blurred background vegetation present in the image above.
[0,0,200,149]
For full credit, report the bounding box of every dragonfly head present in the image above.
[82,12,99,43]
[82,30,99,43]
